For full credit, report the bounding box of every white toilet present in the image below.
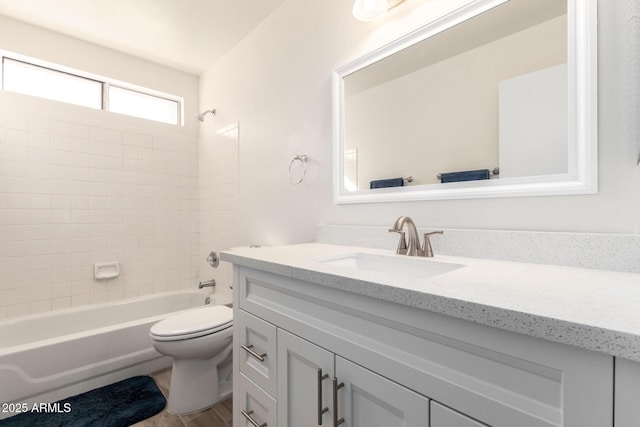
[150,305,233,415]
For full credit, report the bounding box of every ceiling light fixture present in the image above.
[352,0,405,22]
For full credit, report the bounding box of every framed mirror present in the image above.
[332,0,597,204]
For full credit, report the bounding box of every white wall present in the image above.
[198,120,238,302]
[0,17,200,319]
[200,0,640,247]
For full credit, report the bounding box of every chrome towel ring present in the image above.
[289,154,307,185]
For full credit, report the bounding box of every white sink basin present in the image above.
[313,252,464,279]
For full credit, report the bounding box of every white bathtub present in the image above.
[0,291,218,419]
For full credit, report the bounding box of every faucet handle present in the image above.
[388,229,408,254]
[422,231,443,257]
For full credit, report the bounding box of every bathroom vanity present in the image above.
[222,243,640,427]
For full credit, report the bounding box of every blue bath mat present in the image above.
[0,375,166,427]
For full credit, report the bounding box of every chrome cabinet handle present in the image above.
[241,409,267,427]
[332,377,345,426]
[317,368,329,425]
[241,344,267,362]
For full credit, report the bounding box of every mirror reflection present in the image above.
[342,0,567,192]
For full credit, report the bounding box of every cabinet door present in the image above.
[614,357,640,427]
[278,329,334,427]
[431,401,488,427]
[235,373,277,427]
[335,356,430,427]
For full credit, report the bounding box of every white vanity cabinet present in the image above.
[232,266,614,427]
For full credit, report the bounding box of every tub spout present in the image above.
[198,279,216,289]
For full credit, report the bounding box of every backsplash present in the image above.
[0,91,199,319]
[317,224,640,274]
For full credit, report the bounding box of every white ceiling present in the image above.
[0,0,285,75]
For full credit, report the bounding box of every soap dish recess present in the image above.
[94,262,120,280]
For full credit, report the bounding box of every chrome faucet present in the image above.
[389,216,421,256]
[389,216,443,257]
[198,279,216,289]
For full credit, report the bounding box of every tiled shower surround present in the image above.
[0,91,199,319]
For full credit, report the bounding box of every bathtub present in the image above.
[0,291,219,419]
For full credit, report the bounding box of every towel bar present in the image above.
[437,167,499,180]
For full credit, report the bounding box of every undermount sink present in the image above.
[312,252,464,279]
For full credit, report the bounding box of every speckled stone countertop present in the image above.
[221,243,640,362]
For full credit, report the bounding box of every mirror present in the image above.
[332,0,597,203]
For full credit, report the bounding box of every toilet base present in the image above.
[166,348,232,415]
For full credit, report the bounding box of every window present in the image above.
[1,53,182,125]
[109,86,178,125]
[3,58,103,109]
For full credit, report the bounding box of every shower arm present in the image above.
[197,108,216,121]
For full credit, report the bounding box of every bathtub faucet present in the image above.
[198,279,216,289]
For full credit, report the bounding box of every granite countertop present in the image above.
[221,243,640,362]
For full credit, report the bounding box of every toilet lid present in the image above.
[150,306,233,340]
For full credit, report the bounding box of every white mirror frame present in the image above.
[332,0,597,204]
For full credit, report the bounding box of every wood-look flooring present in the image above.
[131,368,232,427]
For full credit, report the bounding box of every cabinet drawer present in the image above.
[236,373,277,427]
[431,401,488,427]
[235,309,278,397]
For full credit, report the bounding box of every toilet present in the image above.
[150,305,233,415]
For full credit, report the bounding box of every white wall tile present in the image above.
[7,304,28,318]
[51,297,71,311]
[0,92,199,319]
[50,135,70,151]
[69,138,89,153]
[28,132,49,148]
[7,194,29,209]
[50,120,70,136]
[70,124,89,139]
[7,129,28,145]
[71,293,91,307]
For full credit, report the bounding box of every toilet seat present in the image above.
[150,306,233,342]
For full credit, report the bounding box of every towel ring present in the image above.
[289,155,307,185]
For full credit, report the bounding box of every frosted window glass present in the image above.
[108,86,178,125]
[3,58,102,109]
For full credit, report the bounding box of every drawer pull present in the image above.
[332,377,345,426]
[317,368,329,425]
[241,409,267,427]
[241,344,267,362]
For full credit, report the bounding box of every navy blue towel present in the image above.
[440,169,490,183]
[370,177,404,189]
